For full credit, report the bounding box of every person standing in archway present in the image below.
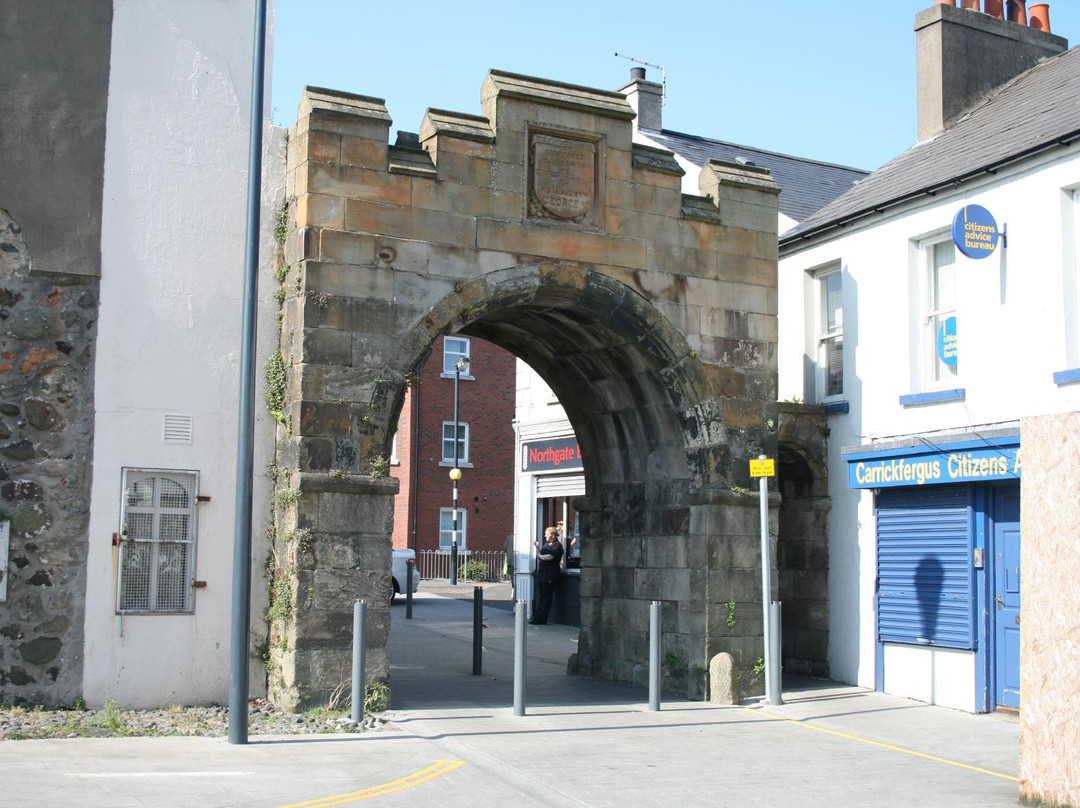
[529,526,563,625]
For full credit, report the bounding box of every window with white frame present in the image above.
[817,268,844,399]
[442,421,469,465]
[443,336,471,375]
[1068,189,1080,369]
[117,469,198,613]
[922,238,958,386]
[439,507,468,550]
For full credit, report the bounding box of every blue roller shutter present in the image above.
[875,486,974,649]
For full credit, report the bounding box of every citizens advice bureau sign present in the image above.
[951,204,1000,260]
[846,439,1019,489]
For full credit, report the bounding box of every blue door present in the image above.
[992,486,1021,709]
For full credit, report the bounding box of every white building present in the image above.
[79,0,282,707]
[778,4,1075,713]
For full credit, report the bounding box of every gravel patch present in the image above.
[0,699,392,740]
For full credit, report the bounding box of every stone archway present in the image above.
[268,73,781,710]
[777,403,831,678]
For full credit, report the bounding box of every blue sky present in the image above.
[271,1,1078,172]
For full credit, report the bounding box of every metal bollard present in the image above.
[769,601,783,705]
[472,586,483,675]
[405,560,414,619]
[352,599,367,724]
[514,600,526,716]
[649,600,661,711]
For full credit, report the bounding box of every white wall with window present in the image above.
[80,0,283,708]
[816,266,844,401]
[915,237,959,390]
[780,144,1080,704]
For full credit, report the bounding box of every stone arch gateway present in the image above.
[269,73,782,710]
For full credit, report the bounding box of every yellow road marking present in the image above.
[740,707,1019,782]
[276,759,466,808]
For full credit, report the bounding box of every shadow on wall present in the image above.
[915,556,944,642]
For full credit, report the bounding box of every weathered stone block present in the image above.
[295,194,345,230]
[298,401,351,437]
[302,327,352,366]
[345,200,477,248]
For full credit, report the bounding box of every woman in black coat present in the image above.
[530,526,563,625]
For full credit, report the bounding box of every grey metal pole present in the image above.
[649,600,661,711]
[351,600,367,724]
[472,586,483,675]
[758,454,776,705]
[769,601,783,705]
[450,364,460,585]
[514,600,526,716]
[405,560,413,619]
[228,0,267,746]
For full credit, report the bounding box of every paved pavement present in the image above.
[0,582,1020,807]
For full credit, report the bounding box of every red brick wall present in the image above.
[390,335,516,553]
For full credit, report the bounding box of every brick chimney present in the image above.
[916,3,1067,141]
[618,67,664,131]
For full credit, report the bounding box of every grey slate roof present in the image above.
[643,129,869,223]
[782,44,1080,248]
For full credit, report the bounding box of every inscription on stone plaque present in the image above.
[528,133,597,223]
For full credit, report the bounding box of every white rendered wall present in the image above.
[883,645,977,712]
[778,146,1080,704]
[82,0,282,708]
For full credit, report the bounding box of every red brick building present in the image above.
[391,335,516,564]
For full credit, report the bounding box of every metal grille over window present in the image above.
[117,470,197,613]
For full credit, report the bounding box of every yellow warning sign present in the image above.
[749,458,775,478]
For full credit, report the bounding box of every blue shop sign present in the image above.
[846,438,1020,489]
[951,204,1000,259]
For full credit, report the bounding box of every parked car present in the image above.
[391,548,421,601]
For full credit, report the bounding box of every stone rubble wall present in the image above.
[0,209,97,705]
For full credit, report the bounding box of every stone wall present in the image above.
[0,0,109,708]
[0,210,98,705]
[1018,413,1080,808]
[776,403,830,677]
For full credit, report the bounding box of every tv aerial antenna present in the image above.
[615,53,666,106]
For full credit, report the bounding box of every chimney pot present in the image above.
[1006,0,1027,23]
[984,0,1004,17]
[1028,2,1050,30]
[630,67,646,81]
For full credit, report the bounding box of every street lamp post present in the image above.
[450,356,469,585]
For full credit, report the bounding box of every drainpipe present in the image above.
[229,0,268,746]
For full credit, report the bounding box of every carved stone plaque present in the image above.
[528,133,597,223]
